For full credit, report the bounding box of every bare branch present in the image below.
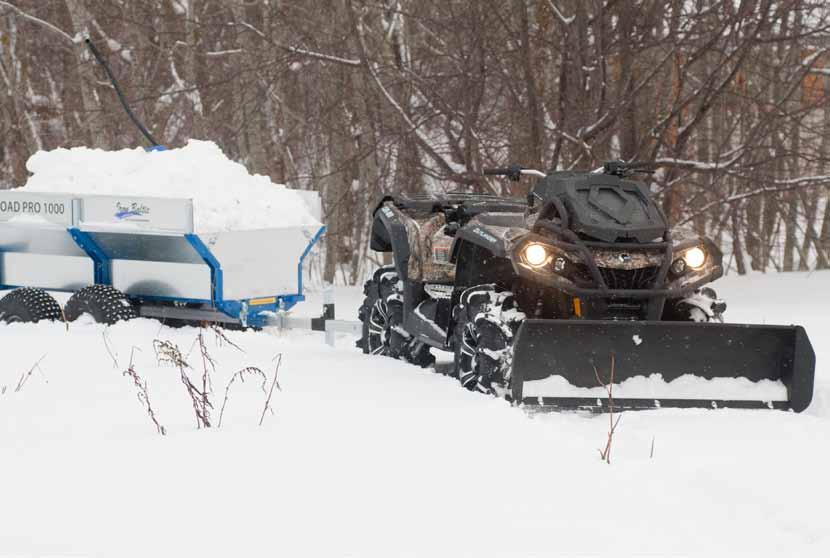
[0,1,77,44]
[282,45,361,67]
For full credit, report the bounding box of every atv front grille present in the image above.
[597,266,660,290]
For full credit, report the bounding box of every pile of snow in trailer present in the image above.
[17,140,321,231]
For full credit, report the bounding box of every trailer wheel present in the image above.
[453,285,524,394]
[64,285,137,325]
[357,266,434,367]
[0,288,63,324]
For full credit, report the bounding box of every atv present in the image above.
[357,163,815,412]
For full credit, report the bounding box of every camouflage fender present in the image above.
[370,201,411,282]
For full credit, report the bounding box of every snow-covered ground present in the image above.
[1,271,828,557]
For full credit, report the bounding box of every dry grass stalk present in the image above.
[102,331,119,368]
[593,353,622,464]
[196,328,216,422]
[154,338,212,428]
[217,366,268,427]
[122,347,166,436]
[15,354,47,393]
[259,354,283,426]
[210,324,244,352]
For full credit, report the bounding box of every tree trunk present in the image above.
[63,0,103,148]
[731,205,747,275]
[184,0,205,139]
[229,2,271,178]
[518,2,543,169]
[617,1,637,161]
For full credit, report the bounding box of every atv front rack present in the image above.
[530,219,678,297]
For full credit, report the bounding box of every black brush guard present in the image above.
[510,320,815,413]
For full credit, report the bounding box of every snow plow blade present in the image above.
[510,320,815,413]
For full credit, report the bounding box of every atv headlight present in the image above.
[682,246,706,270]
[522,243,549,267]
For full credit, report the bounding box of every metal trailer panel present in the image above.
[202,226,322,301]
[111,260,212,300]
[0,252,93,291]
[0,224,88,256]
[0,192,75,227]
[82,232,206,263]
[78,195,194,233]
[85,232,213,301]
[0,223,94,290]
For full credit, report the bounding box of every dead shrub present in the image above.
[593,353,622,464]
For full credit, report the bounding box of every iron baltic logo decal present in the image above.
[115,201,151,221]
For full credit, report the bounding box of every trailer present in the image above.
[0,190,324,328]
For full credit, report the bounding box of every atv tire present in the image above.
[453,285,524,393]
[64,285,137,325]
[357,266,434,367]
[0,288,63,324]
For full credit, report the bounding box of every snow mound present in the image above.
[18,140,320,233]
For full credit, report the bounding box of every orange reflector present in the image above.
[249,297,277,306]
[573,297,582,317]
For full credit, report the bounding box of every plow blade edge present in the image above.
[510,320,815,412]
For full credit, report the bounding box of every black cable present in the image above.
[84,38,161,147]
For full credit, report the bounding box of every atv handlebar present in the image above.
[602,160,657,177]
[483,166,546,181]
[487,161,659,180]
[483,168,511,175]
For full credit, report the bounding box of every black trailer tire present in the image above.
[64,285,137,325]
[357,266,434,366]
[453,285,524,393]
[0,288,63,324]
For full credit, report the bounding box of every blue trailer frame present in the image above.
[1,223,326,328]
